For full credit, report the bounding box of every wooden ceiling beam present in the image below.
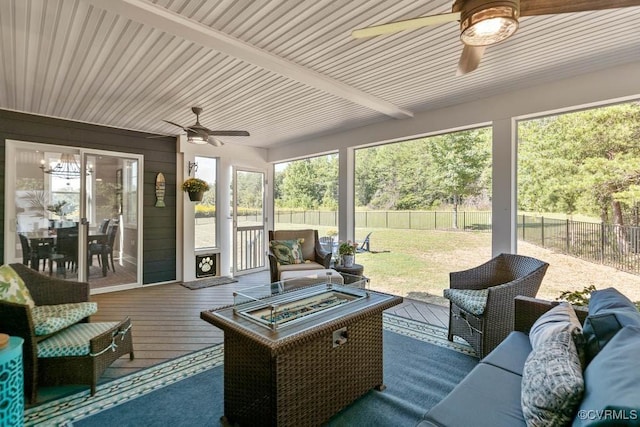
[80,0,414,119]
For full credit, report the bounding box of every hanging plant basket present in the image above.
[182,178,209,202]
[188,191,204,202]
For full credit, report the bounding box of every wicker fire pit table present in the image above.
[201,278,402,427]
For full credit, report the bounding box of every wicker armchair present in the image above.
[445,253,549,358]
[0,264,133,403]
[268,229,331,283]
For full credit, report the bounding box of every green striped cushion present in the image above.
[32,302,98,336]
[444,288,489,316]
[37,322,118,358]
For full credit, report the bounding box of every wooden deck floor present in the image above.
[90,271,449,381]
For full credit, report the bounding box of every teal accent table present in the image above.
[0,336,24,427]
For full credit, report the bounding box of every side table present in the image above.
[0,335,24,427]
[334,263,365,281]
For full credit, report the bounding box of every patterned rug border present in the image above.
[25,316,474,426]
[382,313,476,356]
[24,346,224,426]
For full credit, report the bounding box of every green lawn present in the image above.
[353,229,492,304]
[275,224,640,305]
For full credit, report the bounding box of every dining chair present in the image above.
[98,218,110,234]
[19,234,54,272]
[89,224,119,272]
[55,227,79,274]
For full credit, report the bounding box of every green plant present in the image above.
[338,241,358,256]
[557,285,640,311]
[556,285,597,306]
[182,178,210,193]
[46,200,72,217]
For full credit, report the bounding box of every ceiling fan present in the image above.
[162,106,250,146]
[352,0,640,75]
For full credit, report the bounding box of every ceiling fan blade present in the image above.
[162,120,188,131]
[208,130,250,136]
[351,12,461,38]
[521,0,640,16]
[146,134,175,139]
[457,45,486,76]
[207,135,224,147]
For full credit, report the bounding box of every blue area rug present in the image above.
[25,314,477,427]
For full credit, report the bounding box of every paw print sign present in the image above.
[199,257,214,273]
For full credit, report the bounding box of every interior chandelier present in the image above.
[40,153,92,180]
[459,0,519,46]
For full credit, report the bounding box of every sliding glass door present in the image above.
[5,140,142,291]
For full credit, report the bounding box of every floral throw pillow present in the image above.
[0,264,35,308]
[269,239,304,265]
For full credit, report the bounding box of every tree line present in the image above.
[274,101,640,226]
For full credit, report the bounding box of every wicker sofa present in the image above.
[420,292,640,427]
[0,263,134,403]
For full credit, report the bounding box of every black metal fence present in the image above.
[518,215,640,274]
[273,209,640,275]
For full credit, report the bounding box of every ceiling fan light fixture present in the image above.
[460,3,519,46]
[187,132,208,145]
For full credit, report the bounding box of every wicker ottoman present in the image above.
[37,317,134,395]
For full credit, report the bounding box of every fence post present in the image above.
[601,222,605,262]
[434,211,437,230]
[541,216,545,247]
[463,211,466,230]
[566,219,570,253]
[522,214,525,240]
[409,211,412,229]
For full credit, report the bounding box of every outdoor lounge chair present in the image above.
[356,232,372,253]
[268,229,331,283]
[0,263,134,403]
[444,253,549,358]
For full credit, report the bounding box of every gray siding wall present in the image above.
[0,109,177,284]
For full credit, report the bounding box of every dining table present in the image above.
[26,230,109,277]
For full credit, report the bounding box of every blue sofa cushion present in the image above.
[521,325,584,427]
[574,326,640,427]
[583,288,640,361]
[481,331,531,376]
[422,363,525,427]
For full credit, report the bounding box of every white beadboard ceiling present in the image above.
[1,0,639,148]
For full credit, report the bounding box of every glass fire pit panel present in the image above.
[233,277,368,330]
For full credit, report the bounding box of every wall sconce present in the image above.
[188,161,198,176]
